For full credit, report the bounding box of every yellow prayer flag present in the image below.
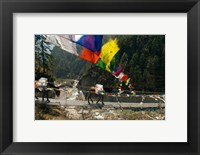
[125,78,130,85]
[105,65,111,72]
[100,38,120,69]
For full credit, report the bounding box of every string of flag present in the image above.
[39,34,134,91]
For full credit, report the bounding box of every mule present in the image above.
[87,86,104,105]
[35,81,60,103]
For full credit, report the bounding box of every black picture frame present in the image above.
[0,0,200,154]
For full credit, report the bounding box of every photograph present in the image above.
[35,34,165,120]
[2,0,199,154]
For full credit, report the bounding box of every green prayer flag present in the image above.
[96,59,106,70]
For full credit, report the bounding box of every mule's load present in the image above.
[89,84,104,95]
[35,77,48,91]
[95,84,104,95]
[88,84,104,105]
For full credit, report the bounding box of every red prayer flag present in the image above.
[79,47,101,64]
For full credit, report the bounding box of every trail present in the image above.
[35,98,165,108]
[41,80,165,108]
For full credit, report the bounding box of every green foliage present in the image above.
[35,35,54,79]
[115,35,165,92]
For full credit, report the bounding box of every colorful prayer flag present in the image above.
[45,35,60,47]
[96,59,106,70]
[100,38,120,71]
[113,64,122,76]
[75,35,103,52]
[125,78,130,85]
[118,72,124,79]
[55,35,78,56]
[45,35,78,56]
[121,74,128,81]
[79,47,101,64]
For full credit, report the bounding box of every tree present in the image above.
[35,35,54,79]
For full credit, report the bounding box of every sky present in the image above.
[75,35,82,41]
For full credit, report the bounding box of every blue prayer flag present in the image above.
[75,35,103,52]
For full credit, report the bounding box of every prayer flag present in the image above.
[45,35,78,56]
[100,38,120,70]
[79,47,101,64]
[75,35,103,52]
[96,59,106,70]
